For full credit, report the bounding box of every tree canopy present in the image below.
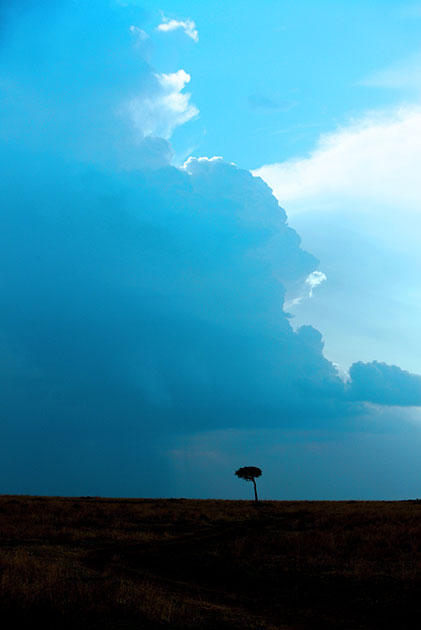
[235,466,262,502]
[235,466,262,481]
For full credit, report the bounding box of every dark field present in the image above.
[1,497,421,629]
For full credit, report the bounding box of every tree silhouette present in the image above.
[235,466,262,502]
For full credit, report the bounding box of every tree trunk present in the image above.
[252,478,258,502]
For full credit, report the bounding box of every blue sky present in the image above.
[2,0,421,499]
[140,0,421,166]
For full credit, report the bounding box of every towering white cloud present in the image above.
[254,103,421,377]
[254,105,421,215]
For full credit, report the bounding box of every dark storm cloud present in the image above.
[348,361,421,406]
[0,153,345,436]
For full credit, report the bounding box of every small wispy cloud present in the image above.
[129,25,150,46]
[284,271,327,310]
[127,69,199,140]
[129,25,151,58]
[157,15,199,43]
[306,271,327,297]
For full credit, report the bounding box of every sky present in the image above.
[2,0,421,499]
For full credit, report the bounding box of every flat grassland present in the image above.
[1,497,421,629]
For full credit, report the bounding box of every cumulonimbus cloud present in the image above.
[2,0,421,498]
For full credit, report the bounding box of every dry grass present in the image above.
[0,548,203,628]
[1,496,421,628]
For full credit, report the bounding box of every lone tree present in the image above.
[235,466,262,502]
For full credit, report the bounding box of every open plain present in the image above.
[1,496,421,629]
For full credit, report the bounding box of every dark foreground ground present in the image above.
[1,497,421,629]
